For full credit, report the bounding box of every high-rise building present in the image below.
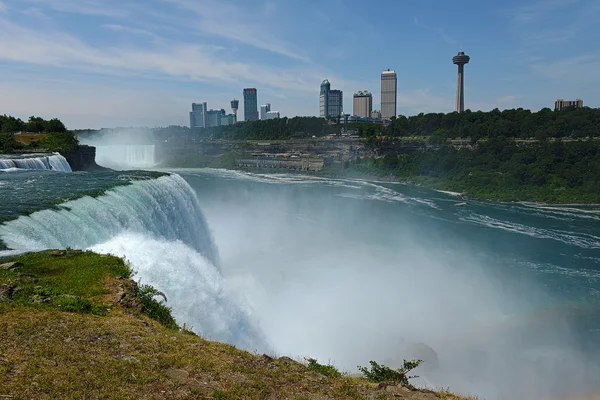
[328,90,343,117]
[189,103,235,128]
[381,70,397,121]
[243,88,258,121]
[319,80,331,118]
[353,91,373,118]
[190,102,208,129]
[452,50,470,113]
[319,80,343,118]
[260,103,271,120]
[555,98,583,111]
[371,110,382,119]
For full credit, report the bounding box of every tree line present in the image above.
[0,115,68,134]
[0,115,76,154]
[330,138,600,203]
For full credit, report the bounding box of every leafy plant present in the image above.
[305,357,342,378]
[134,283,178,330]
[358,359,423,389]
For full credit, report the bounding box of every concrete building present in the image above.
[371,110,382,119]
[381,69,397,120]
[190,102,208,129]
[260,103,271,120]
[320,79,343,118]
[264,111,280,120]
[353,91,373,118]
[452,50,470,113]
[189,103,235,128]
[328,90,343,117]
[243,88,259,121]
[555,98,584,111]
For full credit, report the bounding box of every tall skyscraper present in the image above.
[353,91,373,118]
[452,50,470,113]
[319,80,330,118]
[319,79,343,118]
[243,88,258,121]
[381,69,397,120]
[260,103,271,120]
[328,90,343,117]
[555,98,583,110]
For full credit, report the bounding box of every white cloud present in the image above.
[163,0,310,61]
[23,0,128,17]
[101,24,160,40]
[514,0,579,24]
[0,16,336,93]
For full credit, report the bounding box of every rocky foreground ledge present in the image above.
[0,251,474,399]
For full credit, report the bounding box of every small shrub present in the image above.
[134,283,178,330]
[358,359,423,389]
[305,357,342,378]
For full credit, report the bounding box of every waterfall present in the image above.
[0,153,72,172]
[0,173,265,350]
[95,145,156,169]
[0,174,218,266]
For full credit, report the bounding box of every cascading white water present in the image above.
[0,153,72,172]
[95,145,156,169]
[0,174,218,265]
[0,173,266,350]
[89,233,264,350]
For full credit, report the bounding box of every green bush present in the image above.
[358,360,423,389]
[134,283,178,330]
[305,357,342,378]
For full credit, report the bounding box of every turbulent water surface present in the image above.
[1,165,599,400]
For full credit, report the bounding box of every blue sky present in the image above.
[0,0,599,129]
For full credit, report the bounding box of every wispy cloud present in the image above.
[163,0,310,62]
[412,17,457,46]
[514,0,579,24]
[531,54,600,82]
[23,0,128,17]
[0,1,7,13]
[512,0,598,47]
[0,15,333,92]
[101,24,160,40]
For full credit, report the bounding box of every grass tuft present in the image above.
[305,357,342,378]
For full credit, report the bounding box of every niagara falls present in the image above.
[2,148,600,399]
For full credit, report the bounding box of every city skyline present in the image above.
[0,0,598,129]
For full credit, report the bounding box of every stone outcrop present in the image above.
[64,145,109,172]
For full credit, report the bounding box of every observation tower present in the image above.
[452,50,470,113]
[230,99,239,123]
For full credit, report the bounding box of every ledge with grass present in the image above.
[0,250,475,399]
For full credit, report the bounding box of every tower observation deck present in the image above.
[452,50,470,113]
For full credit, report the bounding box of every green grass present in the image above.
[0,251,478,399]
[0,250,131,316]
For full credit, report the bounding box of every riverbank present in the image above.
[0,250,474,399]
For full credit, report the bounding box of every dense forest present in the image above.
[323,138,600,203]
[73,107,600,143]
[202,106,600,141]
[0,115,77,154]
